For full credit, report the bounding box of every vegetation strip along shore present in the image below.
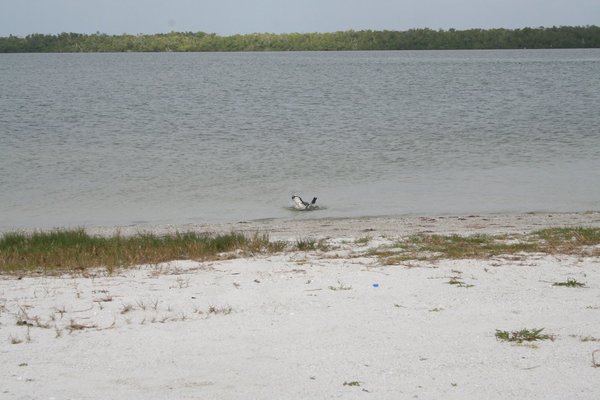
[1,26,599,53]
[1,227,599,275]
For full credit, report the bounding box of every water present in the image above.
[1,50,600,229]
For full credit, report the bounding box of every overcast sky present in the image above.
[1,0,598,37]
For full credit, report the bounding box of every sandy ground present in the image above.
[86,210,600,240]
[2,212,600,399]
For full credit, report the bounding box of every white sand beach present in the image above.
[2,212,600,399]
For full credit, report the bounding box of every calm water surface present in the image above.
[1,50,599,229]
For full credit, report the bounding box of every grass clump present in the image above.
[495,328,553,343]
[295,238,316,251]
[553,278,586,288]
[355,236,371,245]
[535,227,600,250]
[0,229,275,275]
[371,227,600,264]
[295,238,329,252]
[207,305,233,315]
[407,234,537,259]
[447,276,474,288]
[328,281,352,291]
[371,233,535,264]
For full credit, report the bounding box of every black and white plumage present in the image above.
[292,195,318,210]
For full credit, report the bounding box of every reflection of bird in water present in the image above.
[292,195,318,210]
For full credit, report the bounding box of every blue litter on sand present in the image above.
[372,283,379,288]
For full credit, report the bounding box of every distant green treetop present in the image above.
[1,26,599,53]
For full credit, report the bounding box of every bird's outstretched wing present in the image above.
[292,195,308,209]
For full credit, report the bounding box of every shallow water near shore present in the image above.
[1,49,600,229]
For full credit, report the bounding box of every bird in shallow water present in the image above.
[292,195,318,210]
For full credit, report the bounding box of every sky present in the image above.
[0,0,599,37]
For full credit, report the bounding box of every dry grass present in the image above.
[2,227,598,274]
[447,276,474,288]
[295,238,330,252]
[371,227,600,264]
[207,305,233,315]
[0,229,279,275]
[328,281,352,291]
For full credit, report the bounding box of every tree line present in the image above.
[1,26,599,53]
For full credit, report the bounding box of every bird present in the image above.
[292,195,318,210]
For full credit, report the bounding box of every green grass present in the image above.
[295,238,317,251]
[370,227,600,264]
[553,278,586,288]
[294,237,330,252]
[3,226,599,274]
[535,227,600,249]
[495,328,553,343]
[0,229,276,275]
[354,236,371,245]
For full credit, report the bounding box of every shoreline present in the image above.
[84,210,600,240]
[0,212,600,400]
[4,210,600,240]
[2,211,600,398]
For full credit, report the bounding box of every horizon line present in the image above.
[3,24,598,39]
